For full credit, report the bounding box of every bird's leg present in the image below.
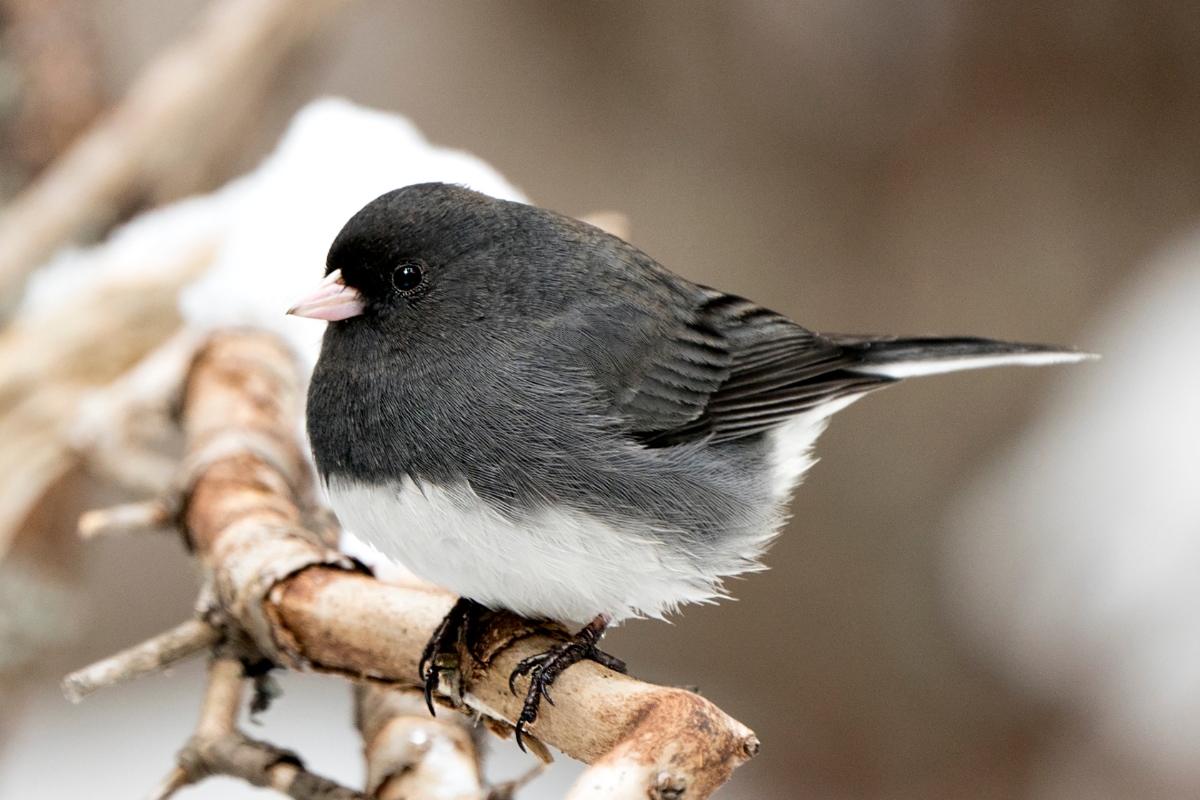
[419,596,486,715]
[508,614,626,751]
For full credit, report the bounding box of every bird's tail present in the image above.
[825,334,1095,380]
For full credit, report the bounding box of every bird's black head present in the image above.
[290,181,618,331]
[329,182,513,311]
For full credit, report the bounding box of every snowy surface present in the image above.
[944,232,1200,786]
[179,97,527,371]
[18,191,227,318]
[21,96,527,374]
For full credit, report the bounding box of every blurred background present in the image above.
[1,1,1200,798]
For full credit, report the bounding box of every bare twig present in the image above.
[149,657,364,800]
[145,767,192,800]
[69,326,209,496]
[0,0,353,307]
[196,657,244,737]
[62,619,221,702]
[77,500,173,539]
[357,684,546,800]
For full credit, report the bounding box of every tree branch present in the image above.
[0,0,353,307]
[68,329,759,799]
[76,500,173,539]
[147,657,365,800]
[357,685,482,800]
[62,618,220,702]
[355,684,547,800]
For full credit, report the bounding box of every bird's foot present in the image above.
[508,614,626,752]
[419,596,487,715]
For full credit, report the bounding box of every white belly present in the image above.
[325,397,861,624]
[326,475,727,623]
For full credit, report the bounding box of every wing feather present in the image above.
[609,289,894,446]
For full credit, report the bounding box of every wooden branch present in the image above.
[70,326,211,497]
[147,657,364,800]
[175,330,758,799]
[77,500,173,539]
[355,684,546,799]
[0,0,352,306]
[62,619,220,702]
[356,684,489,800]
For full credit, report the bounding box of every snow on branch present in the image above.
[65,330,759,799]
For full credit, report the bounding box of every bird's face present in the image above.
[288,183,519,327]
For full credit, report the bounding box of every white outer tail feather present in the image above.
[847,350,1095,380]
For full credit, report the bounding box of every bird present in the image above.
[289,182,1090,746]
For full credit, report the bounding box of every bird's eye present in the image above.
[391,261,427,296]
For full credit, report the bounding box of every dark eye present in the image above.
[391,261,427,295]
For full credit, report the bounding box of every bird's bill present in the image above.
[287,269,365,321]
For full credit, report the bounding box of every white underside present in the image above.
[326,400,852,623]
[764,396,860,500]
[328,476,724,623]
[848,350,1091,379]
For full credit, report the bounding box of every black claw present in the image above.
[418,597,481,717]
[514,707,536,753]
[508,662,528,695]
[460,604,487,668]
[418,610,451,686]
[505,615,621,746]
[423,669,438,717]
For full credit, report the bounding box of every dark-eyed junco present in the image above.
[290,182,1089,744]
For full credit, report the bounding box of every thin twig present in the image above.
[62,619,221,702]
[77,500,173,539]
[145,766,191,800]
[196,657,244,738]
[151,657,365,800]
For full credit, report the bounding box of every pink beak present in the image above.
[287,269,366,321]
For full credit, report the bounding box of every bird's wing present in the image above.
[619,291,892,446]
[553,284,892,447]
